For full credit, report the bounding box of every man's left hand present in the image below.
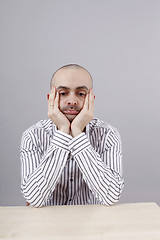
[71,89,94,137]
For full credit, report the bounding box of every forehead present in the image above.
[53,68,92,89]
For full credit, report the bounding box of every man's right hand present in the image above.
[48,86,70,134]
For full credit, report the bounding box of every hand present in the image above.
[71,89,94,137]
[48,87,70,134]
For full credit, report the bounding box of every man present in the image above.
[20,64,124,207]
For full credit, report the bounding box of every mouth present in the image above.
[63,109,79,115]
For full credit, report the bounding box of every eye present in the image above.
[59,92,67,96]
[78,92,86,97]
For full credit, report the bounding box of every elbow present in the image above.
[103,184,124,206]
[21,187,44,208]
[24,197,44,208]
[102,195,121,206]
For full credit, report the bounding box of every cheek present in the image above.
[59,99,63,109]
[59,98,64,110]
[81,98,86,108]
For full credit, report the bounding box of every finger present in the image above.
[54,90,59,110]
[50,86,56,98]
[83,93,89,110]
[89,88,94,113]
[48,87,56,108]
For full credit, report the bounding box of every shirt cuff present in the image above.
[52,129,72,150]
[68,132,90,156]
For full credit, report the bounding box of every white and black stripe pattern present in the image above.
[20,118,124,207]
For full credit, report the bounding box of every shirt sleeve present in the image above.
[20,129,72,207]
[68,129,124,205]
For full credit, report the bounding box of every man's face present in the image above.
[52,68,92,122]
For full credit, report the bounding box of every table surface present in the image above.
[0,202,160,240]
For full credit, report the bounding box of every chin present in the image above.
[65,114,77,122]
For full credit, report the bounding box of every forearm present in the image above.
[68,132,124,205]
[20,130,72,207]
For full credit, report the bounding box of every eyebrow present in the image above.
[56,86,89,91]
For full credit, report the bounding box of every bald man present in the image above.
[20,64,124,207]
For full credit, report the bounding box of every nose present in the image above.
[67,94,77,105]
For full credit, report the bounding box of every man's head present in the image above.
[48,64,93,122]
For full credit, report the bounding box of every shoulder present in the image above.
[89,118,119,134]
[89,118,121,143]
[22,119,55,139]
[88,118,121,151]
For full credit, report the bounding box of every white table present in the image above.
[0,202,160,240]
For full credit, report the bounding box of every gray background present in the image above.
[0,0,160,206]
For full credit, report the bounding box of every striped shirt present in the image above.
[20,118,124,207]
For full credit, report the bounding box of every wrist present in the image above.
[71,128,82,137]
[59,126,70,135]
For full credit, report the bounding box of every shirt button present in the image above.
[71,148,75,152]
[70,179,73,182]
[69,199,72,201]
